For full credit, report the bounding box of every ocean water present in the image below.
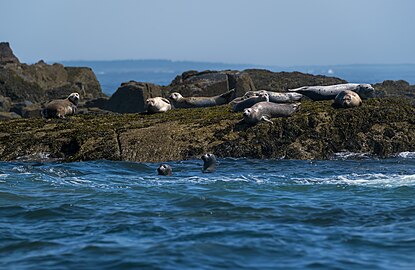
[1,155,415,269]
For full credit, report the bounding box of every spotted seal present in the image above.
[288,83,374,101]
[146,97,171,113]
[168,89,235,109]
[333,90,362,108]
[244,90,303,103]
[201,153,217,173]
[243,102,300,124]
[157,164,172,176]
[43,92,80,119]
[231,91,269,112]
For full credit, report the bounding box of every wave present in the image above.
[293,173,415,187]
[397,152,415,159]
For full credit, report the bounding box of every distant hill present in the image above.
[60,60,415,95]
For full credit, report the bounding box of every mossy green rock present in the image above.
[0,98,414,162]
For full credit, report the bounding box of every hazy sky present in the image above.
[1,0,414,65]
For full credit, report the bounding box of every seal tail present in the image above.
[220,88,236,103]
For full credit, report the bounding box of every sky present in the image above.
[1,0,414,66]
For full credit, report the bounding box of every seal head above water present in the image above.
[201,153,217,173]
[157,164,172,176]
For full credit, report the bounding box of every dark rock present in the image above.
[225,71,256,97]
[245,69,347,92]
[169,71,229,97]
[0,95,11,112]
[10,101,42,118]
[373,80,415,99]
[10,101,33,116]
[21,103,43,118]
[96,81,162,113]
[0,43,105,103]
[0,42,20,65]
[167,70,255,98]
[0,111,21,121]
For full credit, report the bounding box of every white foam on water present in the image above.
[332,151,372,160]
[397,152,415,159]
[293,173,415,187]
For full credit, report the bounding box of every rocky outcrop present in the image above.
[0,42,105,104]
[167,70,255,98]
[86,81,162,113]
[0,98,414,162]
[0,42,20,64]
[245,69,347,92]
[373,80,415,99]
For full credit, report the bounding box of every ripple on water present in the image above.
[0,158,415,269]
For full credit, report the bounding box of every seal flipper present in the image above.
[219,88,236,103]
[261,116,273,124]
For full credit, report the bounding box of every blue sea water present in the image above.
[1,154,415,269]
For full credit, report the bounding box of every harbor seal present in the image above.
[43,92,80,119]
[288,83,374,101]
[146,97,171,113]
[201,153,217,173]
[333,90,362,108]
[231,91,269,112]
[243,102,300,124]
[244,90,303,103]
[168,89,235,109]
[157,164,172,176]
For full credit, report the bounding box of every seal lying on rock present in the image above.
[243,102,300,124]
[168,89,235,109]
[231,91,269,112]
[43,92,80,119]
[244,90,303,103]
[146,97,171,113]
[288,83,374,101]
[157,164,172,176]
[201,153,217,173]
[333,90,362,108]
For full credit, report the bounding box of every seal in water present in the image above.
[168,89,235,109]
[146,97,171,113]
[288,83,374,101]
[43,92,80,119]
[244,90,303,103]
[333,90,362,108]
[231,91,269,112]
[157,164,172,176]
[201,153,217,173]
[243,102,300,124]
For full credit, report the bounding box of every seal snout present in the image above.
[68,92,80,105]
[243,108,251,117]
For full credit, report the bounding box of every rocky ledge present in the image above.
[0,97,414,162]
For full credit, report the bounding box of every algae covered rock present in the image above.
[373,80,415,100]
[0,98,414,162]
